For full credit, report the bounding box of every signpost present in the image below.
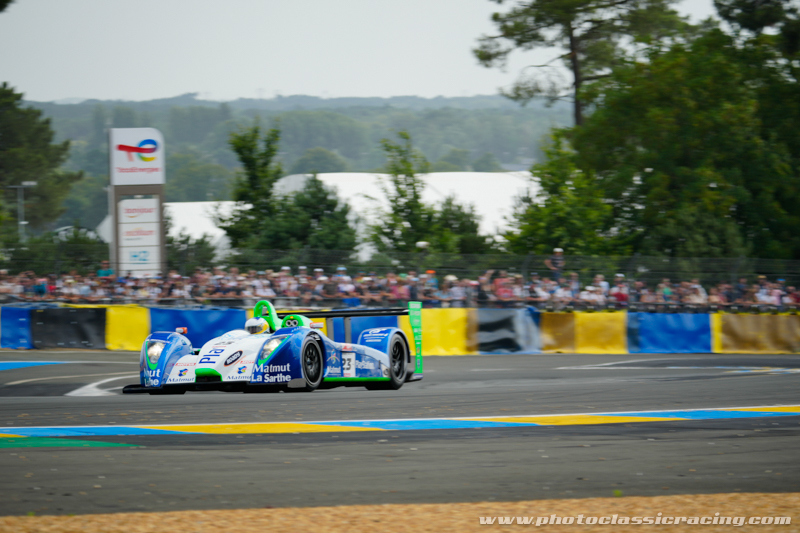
[108,128,166,278]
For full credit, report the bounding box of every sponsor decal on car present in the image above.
[254,363,290,373]
[237,365,247,374]
[224,351,244,366]
[178,369,188,377]
[213,340,237,347]
[253,374,292,383]
[175,362,195,367]
[167,376,194,384]
[327,351,342,376]
[362,328,390,342]
[356,360,377,370]
[342,352,356,378]
[199,347,225,364]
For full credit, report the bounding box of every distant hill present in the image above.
[27,92,567,112]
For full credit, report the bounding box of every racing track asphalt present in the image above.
[0,350,798,516]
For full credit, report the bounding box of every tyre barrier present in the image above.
[1,306,799,354]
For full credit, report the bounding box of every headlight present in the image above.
[147,341,165,364]
[261,336,285,358]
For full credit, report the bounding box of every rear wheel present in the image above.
[298,338,323,392]
[365,334,407,391]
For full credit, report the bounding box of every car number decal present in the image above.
[342,352,356,378]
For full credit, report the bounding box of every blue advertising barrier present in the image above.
[628,313,711,354]
[0,307,33,349]
[149,308,247,347]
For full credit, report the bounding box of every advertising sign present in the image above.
[109,128,165,186]
[117,198,161,276]
[118,197,160,223]
[408,301,423,373]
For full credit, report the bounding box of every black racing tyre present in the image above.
[365,334,407,391]
[298,337,324,392]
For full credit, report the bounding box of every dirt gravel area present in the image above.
[1,493,797,532]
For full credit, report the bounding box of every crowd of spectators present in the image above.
[0,257,798,312]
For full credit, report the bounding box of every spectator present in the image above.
[545,248,565,279]
[708,287,725,306]
[579,285,604,306]
[97,260,114,279]
[448,278,467,308]
[594,274,610,296]
[609,277,629,304]
[567,272,580,297]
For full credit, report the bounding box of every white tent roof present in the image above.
[96,172,537,251]
[277,171,536,235]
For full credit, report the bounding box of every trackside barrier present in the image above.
[574,312,628,354]
[712,314,800,354]
[628,313,711,354]
[106,305,150,351]
[476,308,539,354]
[540,313,575,353]
[2,306,800,354]
[0,307,33,349]
[30,307,106,349]
[399,308,476,356]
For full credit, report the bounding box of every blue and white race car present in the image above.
[123,301,423,395]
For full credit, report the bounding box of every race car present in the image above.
[122,300,423,394]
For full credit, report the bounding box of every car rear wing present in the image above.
[270,302,422,354]
[276,302,422,349]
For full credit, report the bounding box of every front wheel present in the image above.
[296,338,323,392]
[366,334,407,391]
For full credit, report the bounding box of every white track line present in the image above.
[4,371,140,387]
[2,403,799,431]
[65,374,138,397]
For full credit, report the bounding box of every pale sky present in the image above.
[0,0,717,103]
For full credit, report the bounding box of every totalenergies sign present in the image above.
[109,128,165,186]
[117,139,158,162]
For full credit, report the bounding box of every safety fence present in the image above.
[1,306,799,355]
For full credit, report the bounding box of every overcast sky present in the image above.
[0,0,717,103]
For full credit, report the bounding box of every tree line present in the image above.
[5,0,800,260]
[480,0,800,260]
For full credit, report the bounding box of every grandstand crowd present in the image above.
[0,259,797,311]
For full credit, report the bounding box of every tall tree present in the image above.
[269,176,357,251]
[219,121,284,248]
[714,0,790,35]
[220,122,356,252]
[371,132,492,254]
[0,83,82,234]
[370,132,434,253]
[572,29,788,257]
[474,0,687,125]
[507,132,613,255]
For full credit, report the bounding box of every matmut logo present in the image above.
[117,139,158,162]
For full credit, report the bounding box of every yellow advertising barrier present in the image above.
[714,314,800,354]
[106,305,150,351]
[574,312,628,354]
[399,308,476,356]
[540,313,575,353]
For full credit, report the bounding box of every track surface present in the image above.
[0,350,799,516]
